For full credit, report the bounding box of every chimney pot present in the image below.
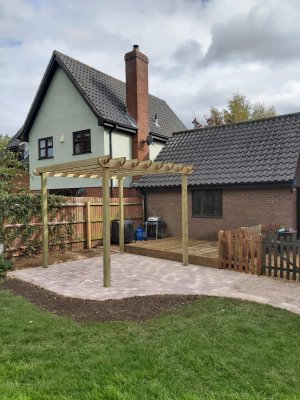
[133,44,139,49]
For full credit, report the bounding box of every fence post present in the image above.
[218,230,224,268]
[85,201,91,249]
[279,236,284,279]
[257,233,263,275]
[286,235,291,280]
[292,235,297,281]
[238,231,244,272]
[227,231,232,270]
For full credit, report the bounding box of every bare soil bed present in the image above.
[12,246,120,270]
[0,279,200,323]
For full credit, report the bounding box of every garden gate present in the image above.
[218,224,300,281]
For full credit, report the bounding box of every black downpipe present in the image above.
[108,126,115,198]
[140,189,147,222]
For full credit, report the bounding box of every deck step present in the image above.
[124,237,219,268]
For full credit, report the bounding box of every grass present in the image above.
[1,291,300,400]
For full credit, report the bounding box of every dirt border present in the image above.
[0,278,201,323]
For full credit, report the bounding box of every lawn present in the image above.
[1,289,300,400]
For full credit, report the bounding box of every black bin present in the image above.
[111,220,135,244]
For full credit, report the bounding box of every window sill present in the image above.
[192,215,223,219]
[72,151,92,156]
[38,156,54,160]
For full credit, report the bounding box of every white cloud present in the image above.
[1,0,300,135]
[203,1,300,66]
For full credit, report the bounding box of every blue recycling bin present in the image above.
[135,227,144,241]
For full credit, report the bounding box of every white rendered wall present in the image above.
[149,140,165,161]
[29,68,132,190]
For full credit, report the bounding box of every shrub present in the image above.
[0,193,72,256]
[0,255,13,277]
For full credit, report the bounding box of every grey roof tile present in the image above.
[54,51,186,137]
[139,112,300,188]
[8,130,22,149]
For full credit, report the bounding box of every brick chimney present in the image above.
[124,45,149,160]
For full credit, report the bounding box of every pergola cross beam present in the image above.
[34,156,194,288]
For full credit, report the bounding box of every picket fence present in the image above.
[217,223,300,281]
[262,234,300,280]
[218,227,263,275]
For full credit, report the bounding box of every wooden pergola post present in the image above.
[118,176,125,253]
[41,172,48,268]
[181,174,189,266]
[102,167,111,287]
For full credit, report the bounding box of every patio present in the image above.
[8,253,300,315]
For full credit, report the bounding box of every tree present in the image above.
[0,135,28,195]
[223,93,252,124]
[206,107,224,126]
[251,102,276,120]
[198,93,276,128]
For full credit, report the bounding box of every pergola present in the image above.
[34,156,194,287]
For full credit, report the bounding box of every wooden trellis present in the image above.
[34,155,193,287]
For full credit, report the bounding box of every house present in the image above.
[17,45,186,196]
[8,130,29,161]
[138,112,300,240]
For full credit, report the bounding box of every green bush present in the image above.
[0,193,72,256]
[0,255,13,276]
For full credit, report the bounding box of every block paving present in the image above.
[8,253,300,315]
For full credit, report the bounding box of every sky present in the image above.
[1,0,300,136]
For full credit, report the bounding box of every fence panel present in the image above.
[219,225,300,281]
[218,229,263,274]
[4,196,143,256]
[218,223,281,275]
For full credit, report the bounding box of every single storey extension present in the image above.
[138,112,300,240]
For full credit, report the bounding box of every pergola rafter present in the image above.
[35,157,193,177]
[34,155,193,287]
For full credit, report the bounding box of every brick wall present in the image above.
[146,186,296,240]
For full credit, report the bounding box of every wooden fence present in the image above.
[217,223,300,280]
[262,235,300,280]
[218,228,263,275]
[4,196,143,255]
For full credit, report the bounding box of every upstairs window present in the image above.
[73,129,91,155]
[192,189,222,217]
[38,137,53,159]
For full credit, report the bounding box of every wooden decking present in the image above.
[125,237,219,268]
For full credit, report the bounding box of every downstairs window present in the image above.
[192,189,222,217]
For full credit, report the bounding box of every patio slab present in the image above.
[8,253,300,315]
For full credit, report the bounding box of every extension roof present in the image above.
[19,51,186,142]
[8,129,22,150]
[138,112,300,188]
